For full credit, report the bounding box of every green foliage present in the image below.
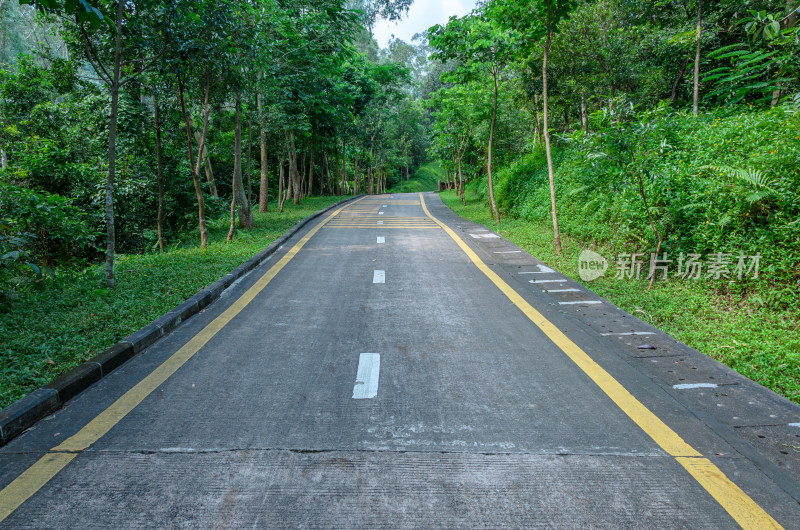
[0,183,97,267]
[701,165,780,205]
[489,106,800,308]
[20,0,105,29]
[0,226,39,279]
[705,9,800,105]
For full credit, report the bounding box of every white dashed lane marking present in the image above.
[373,270,385,284]
[519,265,557,274]
[558,301,603,305]
[601,332,656,336]
[352,353,380,399]
[377,237,385,244]
[545,289,582,293]
[674,383,719,390]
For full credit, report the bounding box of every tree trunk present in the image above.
[247,98,253,210]
[580,93,588,134]
[178,71,210,250]
[233,93,253,228]
[226,171,237,242]
[193,129,217,198]
[285,129,303,205]
[354,155,359,195]
[322,153,330,195]
[458,156,466,205]
[0,149,6,169]
[693,0,702,117]
[486,67,500,223]
[533,93,543,149]
[154,92,165,252]
[341,138,348,194]
[368,137,376,195]
[278,154,286,213]
[543,2,562,254]
[335,150,341,196]
[284,132,294,203]
[103,0,124,288]
[306,142,314,197]
[783,1,798,28]
[299,143,307,197]
[257,93,268,213]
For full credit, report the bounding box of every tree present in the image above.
[430,13,517,223]
[26,0,171,286]
[427,84,480,203]
[693,0,703,116]
[489,0,575,253]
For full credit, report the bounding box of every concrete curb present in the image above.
[0,196,361,446]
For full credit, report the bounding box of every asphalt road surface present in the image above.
[2,193,799,528]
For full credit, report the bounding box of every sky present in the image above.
[371,0,477,49]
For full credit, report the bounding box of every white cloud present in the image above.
[372,0,477,48]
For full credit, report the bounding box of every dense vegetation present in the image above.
[0,0,430,292]
[1,0,799,406]
[425,0,799,306]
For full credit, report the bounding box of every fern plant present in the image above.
[701,165,780,204]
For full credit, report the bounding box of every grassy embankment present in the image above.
[440,187,799,405]
[0,196,348,409]
[387,161,441,193]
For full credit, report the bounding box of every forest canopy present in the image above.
[0,0,430,289]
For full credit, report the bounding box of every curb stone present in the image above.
[0,196,361,446]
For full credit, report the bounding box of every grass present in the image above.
[387,161,441,193]
[440,189,800,405]
[0,196,349,409]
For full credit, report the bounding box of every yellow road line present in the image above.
[419,193,781,530]
[0,200,357,522]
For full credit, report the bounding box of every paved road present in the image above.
[1,193,799,528]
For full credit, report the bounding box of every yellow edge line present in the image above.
[0,199,357,522]
[419,193,781,530]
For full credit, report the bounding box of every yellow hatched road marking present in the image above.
[0,198,361,522]
[325,226,437,230]
[418,193,781,530]
[383,200,421,205]
[328,220,435,224]
[330,216,432,221]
